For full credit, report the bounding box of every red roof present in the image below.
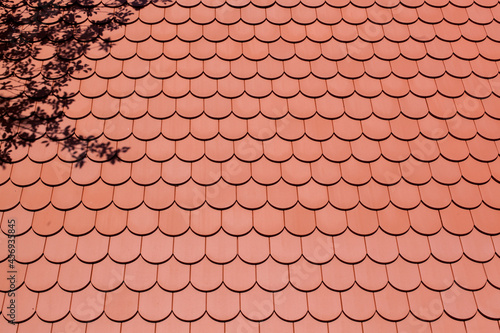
[1,0,500,331]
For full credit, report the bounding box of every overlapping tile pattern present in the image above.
[1,0,500,330]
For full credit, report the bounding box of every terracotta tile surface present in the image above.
[1,0,500,330]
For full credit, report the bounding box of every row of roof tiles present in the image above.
[0,177,499,210]
[16,21,500,47]
[52,93,500,121]
[1,252,499,293]
[6,56,500,82]
[1,208,499,248]
[111,4,500,25]
[4,132,500,163]
[6,0,500,9]
[1,313,499,333]
[17,37,500,62]
[3,156,500,189]
[23,111,500,144]
[1,282,500,323]
[5,74,500,100]
[2,201,500,236]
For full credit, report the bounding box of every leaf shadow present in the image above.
[0,0,169,168]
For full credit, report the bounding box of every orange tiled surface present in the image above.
[2,0,500,331]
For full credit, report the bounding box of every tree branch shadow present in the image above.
[0,0,166,168]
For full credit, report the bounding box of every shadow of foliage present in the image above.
[0,0,156,168]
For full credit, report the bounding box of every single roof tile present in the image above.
[452,255,487,290]
[125,256,156,290]
[206,285,239,321]
[341,283,376,321]
[253,203,284,236]
[408,204,442,236]
[419,256,454,291]
[104,284,139,321]
[467,135,498,162]
[377,204,410,235]
[351,136,382,162]
[240,284,273,321]
[472,204,500,235]
[215,3,240,24]
[374,284,410,321]
[396,229,429,263]
[450,179,483,210]
[95,55,122,79]
[206,230,238,264]
[333,228,367,264]
[191,257,223,291]
[418,56,446,79]
[366,228,399,263]
[36,285,71,322]
[157,256,189,291]
[58,256,92,291]
[172,284,206,321]
[310,157,341,186]
[221,157,251,185]
[337,57,364,79]
[474,283,500,319]
[298,180,329,210]
[172,228,205,263]
[434,21,462,43]
[91,255,124,291]
[388,179,421,210]
[237,179,267,209]
[354,256,388,291]
[223,256,256,292]
[448,115,478,140]
[190,203,221,235]
[444,56,472,79]
[267,179,297,209]
[10,158,41,186]
[436,74,466,99]
[269,229,301,264]
[408,284,444,321]
[386,257,420,292]
[20,180,52,210]
[425,38,454,60]
[430,156,461,185]
[327,74,356,97]
[358,179,390,210]
[52,181,84,211]
[400,38,427,60]
[465,313,500,332]
[340,157,371,186]
[461,228,496,262]
[274,284,308,321]
[328,180,359,210]
[25,256,59,291]
[206,180,237,209]
[468,3,494,24]
[3,285,37,322]
[220,204,252,236]
[321,257,355,292]
[429,228,464,263]
[419,179,452,209]
[371,156,401,186]
[44,229,76,263]
[108,228,141,263]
